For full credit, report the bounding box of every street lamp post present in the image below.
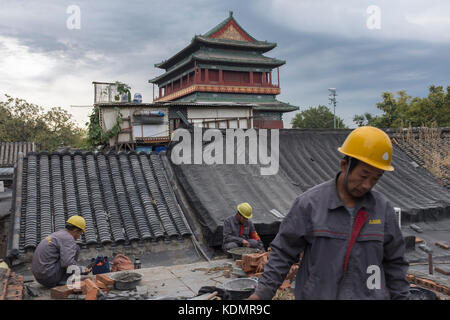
[328,88,337,128]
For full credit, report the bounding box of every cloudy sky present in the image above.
[1,0,449,128]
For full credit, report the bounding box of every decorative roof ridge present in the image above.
[195,35,276,47]
[203,11,256,42]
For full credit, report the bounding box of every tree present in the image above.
[291,105,347,129]
[353,86,450,128]
[353,112,375,127]
[85,105,123,149]
[0,94,86,151]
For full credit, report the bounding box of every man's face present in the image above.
[342,160,384,198]
[73,229,83,240]
[237,213,248,225]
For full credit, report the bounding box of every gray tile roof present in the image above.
[0,142,35,167]
[16,151,190,251]
[171,129,450,247]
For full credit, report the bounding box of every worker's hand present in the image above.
[81,266,92,275]
[246,293,261,300]
[242,240,250,247]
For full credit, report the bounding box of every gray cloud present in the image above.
[0,0,448,128]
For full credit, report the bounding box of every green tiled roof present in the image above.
[148,48,286,83]
[150,48,284,84]
[172,92,299,113]
[155,12,277,70]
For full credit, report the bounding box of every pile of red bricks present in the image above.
[236,249,299,290]
[0,268,24,300]
[50,274,115,300]
[236,251,269,277]
[407,274,450,295]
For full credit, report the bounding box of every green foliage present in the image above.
[353,85,450,128]
[114,81,131,102]
[0,94,85,152]
[85,106,123,149]
[291,105,347,129]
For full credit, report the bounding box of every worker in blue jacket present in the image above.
[249,126,410,300]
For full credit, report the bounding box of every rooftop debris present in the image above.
[0,268,24,300]
[435,242,450,250]
[191,263,233,275]
[407,273,450,298]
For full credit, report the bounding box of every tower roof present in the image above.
[203,11,257,41]
[154,12,277,70]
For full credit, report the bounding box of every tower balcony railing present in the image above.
[155,78,280,102]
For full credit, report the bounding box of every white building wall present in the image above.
[187,107,253,128]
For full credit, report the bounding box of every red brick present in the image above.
[96,274,114,286]
[279,280,291,290]
[51,285,74,299]
[0,269,11,300]
[435,266,450,276]
[435,242,450,250]
[83,278,99,300]
[72,280,86,294]
[95,280,110,293]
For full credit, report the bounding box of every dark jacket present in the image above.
[222,215,264,250]
[31,229,83,287]
[254,174,410,300]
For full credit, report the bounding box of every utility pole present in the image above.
[328,88,337,128]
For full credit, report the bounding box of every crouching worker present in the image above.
[223,202,264,252]
[32,215,91,288]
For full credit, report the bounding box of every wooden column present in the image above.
[249,71,254,85]
[269,72,272,85]
[194,61,197,83]
[205,68,209,83]
[219,69,223,84]
[277,67,280,88]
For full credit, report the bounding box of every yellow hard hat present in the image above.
[338,126,394,171]
[66,215,86,233]
[237,202,253,219]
